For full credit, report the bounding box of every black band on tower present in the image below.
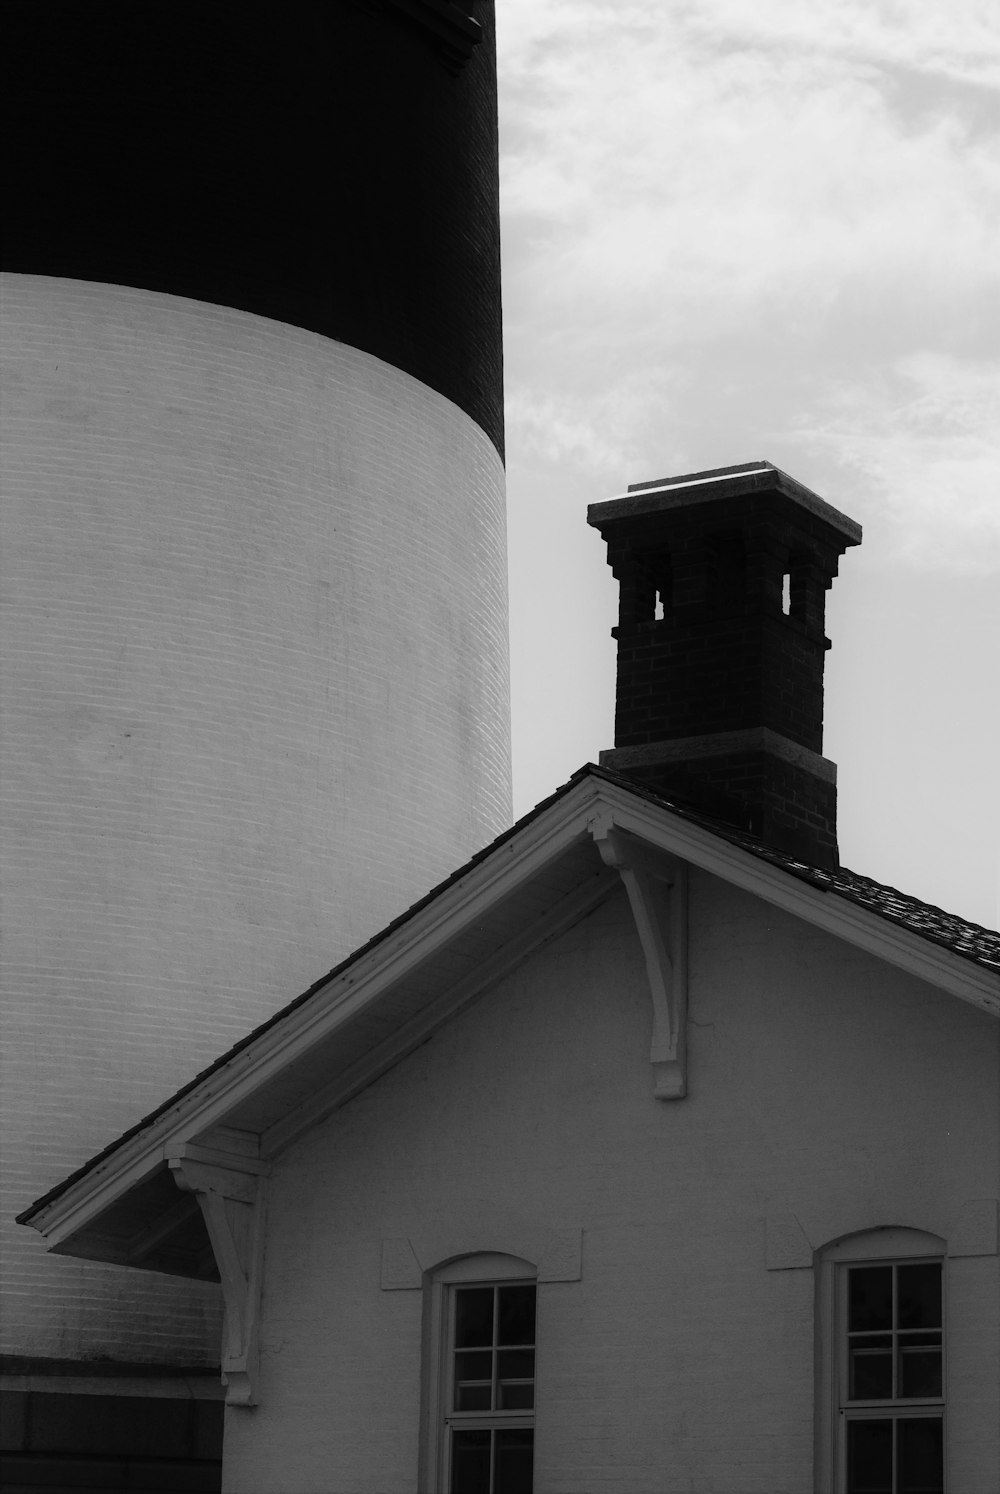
[1,0,504,455]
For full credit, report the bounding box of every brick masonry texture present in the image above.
[1,1,504,456]
[613,614,826,749]
[224,879,1000,1494]
[613,752,840,866]
[1,274,511,1362]
[592,486,855,867]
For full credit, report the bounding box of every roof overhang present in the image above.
[21,770,1000,1273]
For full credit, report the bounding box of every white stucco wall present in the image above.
[230,873,999,1493]
[1,273,510,1361]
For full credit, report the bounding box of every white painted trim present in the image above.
[25,776,998,1256]
[46,1153,169,1256]
[603,467,771,500]
[165,1141,269,1179]
[263,871,615,1157]
[170,1151,269,1408]
[382,1219,581,1289]
[590,820,688,1098]
[814,1228,947,1494]
[27,791,605,1243]
[198,1126,261,1160]
[421,1255,538,1494]
[595,782,1000,1017]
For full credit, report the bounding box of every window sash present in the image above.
[837,1257,945,1494]
[843,1411,944,1494]
[841,1261,944,1412]
[439,1275,536,1494]
[448,1425,535,1494]
[814,1230,949,1494]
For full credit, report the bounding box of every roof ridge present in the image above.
[20,763,999,1225]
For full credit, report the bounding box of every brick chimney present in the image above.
[587,461,862,870]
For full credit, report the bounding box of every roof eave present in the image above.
[19,773,613,1243]
[21,769,1000,1256]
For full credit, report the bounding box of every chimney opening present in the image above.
[649,549,673,623]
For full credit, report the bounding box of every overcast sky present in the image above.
[496,0,1000,929]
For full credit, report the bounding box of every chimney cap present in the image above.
[587,460,862,546]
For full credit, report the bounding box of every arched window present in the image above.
[423,1253,537,1494]
[816,1227,946,1494]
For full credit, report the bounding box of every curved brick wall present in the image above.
[1,275,510,1360]
[1,1,503,455]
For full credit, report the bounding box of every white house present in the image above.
[20,464,1000,1494]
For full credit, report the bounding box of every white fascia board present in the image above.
[29,776,999,1248]
[602,467,771,502]
[42,1153,170,1254]
[599,783,1000,1017]
[262,869,617,1157]
[26,779,610,1244]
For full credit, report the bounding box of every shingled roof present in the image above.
[775,860,1000,971]
[629,772,1000,974]
[19,762,1000,1229]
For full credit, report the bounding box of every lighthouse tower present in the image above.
[1,2,508,1481]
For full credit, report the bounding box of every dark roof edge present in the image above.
[17,767,597,1224]
[19,763,999,1225]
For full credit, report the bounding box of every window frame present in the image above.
[816,1227,947,1494]
[422,1252,538,1494]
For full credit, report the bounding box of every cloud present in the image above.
[505,391,630,476]
[505,364,682,479]
[497,1,1000,568]
[683,0,1000,91]
[499,1,1000,93]
[499,3,1000,347]
[795,354,1000,571]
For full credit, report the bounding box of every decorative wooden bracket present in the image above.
[168,1146,269,1407]
[589,815,689,1099]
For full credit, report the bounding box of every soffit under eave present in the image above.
[199,832,618,1142]
[49,1161,219,1283]
[594,778,1000,1019]
[21,788,623,1251]
[22,772,999,1264]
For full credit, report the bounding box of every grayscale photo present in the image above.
[2,3,998,1492]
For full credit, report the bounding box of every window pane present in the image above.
[847,1419,892,1494]
[850,1341,893,1400]
[456,1288,495,1348]
[499,1381,534,1410]
[498,1349,534,1381]
[494,1427,534,1494]
[899,1344,942,1399]
[455,1349,493,1382]
[455,1348,494,1411]
[498,1285,536,1346]
[451,1429,492,1494]
[456,1383,493,1412]
[498,1347,535,1410]
[897,1265,941,1330]
[849,1267,893,1332]
[897,1417,943,1494]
